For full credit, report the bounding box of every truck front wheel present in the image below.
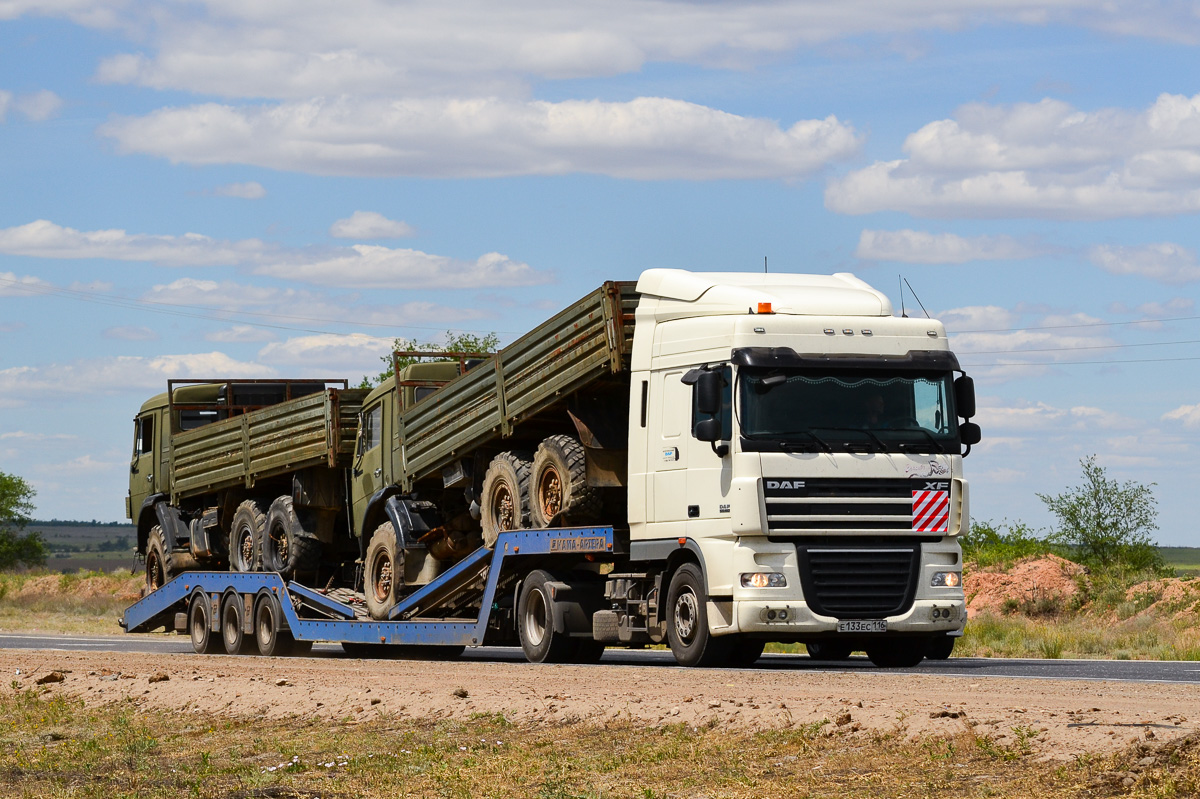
[666,563,731,667]
[364,523,403,620]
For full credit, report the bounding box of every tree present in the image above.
[1037,455,1164,573]
[358,331,501,388]
[0,471,45,570]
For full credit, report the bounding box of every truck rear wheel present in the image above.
[518,569,576,663]
[230,500,267,572]
[263,496,321,580]
[364,523,403,620]
[529,435,600,528]
[666,563,731,667]
[480,451,532,548]
[188,592,220,655]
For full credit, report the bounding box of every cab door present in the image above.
[128,413,156,520]
[352,395,390,536]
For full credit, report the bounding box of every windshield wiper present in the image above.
[753,429,833,453]
[810,426,887,452]
[897,427,947,454]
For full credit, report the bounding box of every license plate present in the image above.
[837,619,887,633]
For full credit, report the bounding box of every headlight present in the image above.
[931,571,961,588]
[741,572,787,588]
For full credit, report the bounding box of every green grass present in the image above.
[3,687,1199,798]
[1159,547,1200,578]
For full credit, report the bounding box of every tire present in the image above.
[220,592,249,655]
[253,594,297,657]
[480,451,532,548]
[188,592,220,655]
[570,639,607,664]
[229,499,267,572]
[263,496,321,580]
[727,637,766,667]
[666,563,731,667]
[529,435,601,528]
[364,523,403,620]
[925,635,956,661]
[144,524,198,595]
[517,569,575,663]
[866,640,926,668]
[806,641,854,661]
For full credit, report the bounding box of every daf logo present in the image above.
[766,480,806,490]
[921,481,950,491]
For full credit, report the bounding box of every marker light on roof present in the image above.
[757,302,774,314]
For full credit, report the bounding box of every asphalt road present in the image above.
[3,632,1199,684]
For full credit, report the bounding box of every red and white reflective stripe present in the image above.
[911,490,949,533]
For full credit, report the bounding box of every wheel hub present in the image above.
[674,590,699,642]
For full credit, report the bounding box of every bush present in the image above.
[961,519,1054,569]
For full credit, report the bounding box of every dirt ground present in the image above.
[3,646,1196,762]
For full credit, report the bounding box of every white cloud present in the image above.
[14,90,62,121]
[102,325,159,341]
[1088,242,1200,284]
[99,97,860,180]
[1162,403,1200,428]
[0,90,10,121]
[978,398,1138,433]
[856,229,1045,264]
[330,211,415,239]
[0,352,272,404]
[253,246,549,289]
[257,333,394,373]
[213,181,266,199]
[0,270,52,296]
[204,325,277,343]
[827,93,1200,219]
[0,219,553,289]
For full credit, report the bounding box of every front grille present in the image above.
[765,478,939,534]
[798,544,919,618]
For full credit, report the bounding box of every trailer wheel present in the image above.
[220,593,249,655]
[480,451,532,548]
[364,522,403,620]
[666,563,731,667]
[230,499,267,572]
[263,496,321,580]
[865,640,926,668]
[188,592,220,655]
[806,641,853,661]
[518,569,575,663]
[253,594,296,657]
[529,435,600,528]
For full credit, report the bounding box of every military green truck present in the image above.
[127,270,979,668]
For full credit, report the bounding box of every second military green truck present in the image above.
[127,269,980,667]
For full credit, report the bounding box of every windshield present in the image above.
[738,369,958,454]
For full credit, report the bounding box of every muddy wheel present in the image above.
[529,435,600,528]
[229,499,267,572]
[806,641,854,661]
[666,563,731,667]
[253,593,297,657]
[364,523,403,620]
[480,451,532,548]
[220,592,249,655]
[188,592,220,655]
[145,525,169,595]
[263,496,320,580]
[518,569,575,664]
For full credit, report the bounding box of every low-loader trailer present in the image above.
[123,269,981,668]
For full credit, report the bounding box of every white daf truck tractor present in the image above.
[124,269,978,669]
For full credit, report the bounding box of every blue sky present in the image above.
[3,2,1200,545]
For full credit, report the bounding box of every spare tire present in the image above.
[480,451,532,548]
[263,496,320,580]
[529,435,601,528]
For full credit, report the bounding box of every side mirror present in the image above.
[954,375,976,419]
[959,421,981,446]
[683,369,722,415]
[695,417,720,443]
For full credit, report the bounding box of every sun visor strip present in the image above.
[731,348,960,372]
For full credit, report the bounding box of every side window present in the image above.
[134,416,153,455]
[691,365,732,441]
[361,405,383,452]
